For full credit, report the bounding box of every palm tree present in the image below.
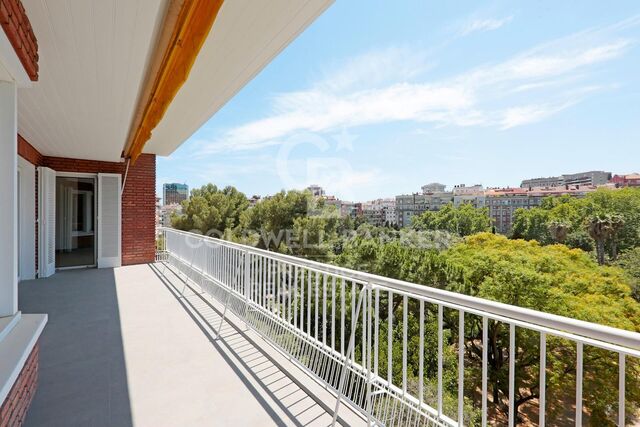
[586,214,624,265]
[608,214,625,261]
[547,220,570,244]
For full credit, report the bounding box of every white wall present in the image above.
[0,80,18,316]
[18,157,36,280]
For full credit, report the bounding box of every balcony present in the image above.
[18,264,365,426]
[16,228,639,426]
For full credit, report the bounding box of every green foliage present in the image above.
[412,203,492,236]
[615,247,640,302]
[172,184,248,234]
[169,183,640,424]
[334,232,640,423]
[511,188,640,265]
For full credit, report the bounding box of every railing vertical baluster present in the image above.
[341,278,345,356]
[388,290,393,385]
[576,342,583,426]
[362,284,366,368]
[323,274,327,344]
[352,282,356,353]
[374,288,379,376]
[276,260,281,317]
[244,251,250,304]
[307,269,311,335]
[293,265,298,328]
[438,304,443,418]
[288,264,292,323]
[331,276,336,350]
[509,323,515,427]
[458,309,465,426]
[315,272,320,340]
[366,283,373,423]
[482,316,488,427]
[419,299,424,407]
[299,269,304,331]
[268,258,272,312]
[402,295,408,395]
[619,352,626,427]
[261,255,265,308]
[540,332,546,427]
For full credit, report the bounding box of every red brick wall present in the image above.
[17,136,157,267]
[17,135,42,166]
[42,154,157,265]
[0,0,38,80]
[0,343,39,427]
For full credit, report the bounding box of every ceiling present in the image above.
[18,0,169,162]
[144,0,334,157]
[16,0,333,162]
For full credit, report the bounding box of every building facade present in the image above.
[396,185,454,228]
[453,184,486,208]
[306,184,325,197]
[163,183,188,205]
[486,186,598,234]
[362,198,396,227]
[160,204,183,227]
[521,171,611,188]
[611,173,640,187]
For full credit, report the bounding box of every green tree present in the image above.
[412,203,491,237]
[442,233,640,424]
[511,207,551,243]
[547,220,570,243]
[615,247,640,302]
[587,213,624,265]
[172,184,248,234]
[239,190,313,251]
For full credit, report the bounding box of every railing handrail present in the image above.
[159,227,640,350]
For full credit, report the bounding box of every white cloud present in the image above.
[192,16,637,156]
[459,16,513,36]
[499,102,575,129]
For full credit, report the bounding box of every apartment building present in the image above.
[396,184,454,227]
[452,184,486,208]
[486,186,597,234]
[521,170,611,189]
[611,173,640,187]
[163,183,189,205]
[362,198,396,227]
[306,184,325,197]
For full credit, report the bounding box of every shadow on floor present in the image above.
[19,268,133,427]
[149,263,351,427]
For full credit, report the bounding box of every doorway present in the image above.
[55,176,96,268]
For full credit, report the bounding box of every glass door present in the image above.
[55,176,96,268]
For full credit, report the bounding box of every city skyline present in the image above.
[157,1,640,201]
[156,169,633,203]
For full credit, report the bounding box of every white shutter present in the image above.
[38,167,56,278]
[97,173,121,268]
[18,157,36,280]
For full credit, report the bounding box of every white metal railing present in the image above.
[156,227,640,426]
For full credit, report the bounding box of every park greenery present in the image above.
[171,184,640,425]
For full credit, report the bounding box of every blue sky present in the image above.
[157,1,640,202]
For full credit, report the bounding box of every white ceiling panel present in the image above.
[18,0,168,162]
[143,0,334,156]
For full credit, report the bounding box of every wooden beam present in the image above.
[125,0,224,163]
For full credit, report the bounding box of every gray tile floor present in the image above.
[19,264,365,427]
